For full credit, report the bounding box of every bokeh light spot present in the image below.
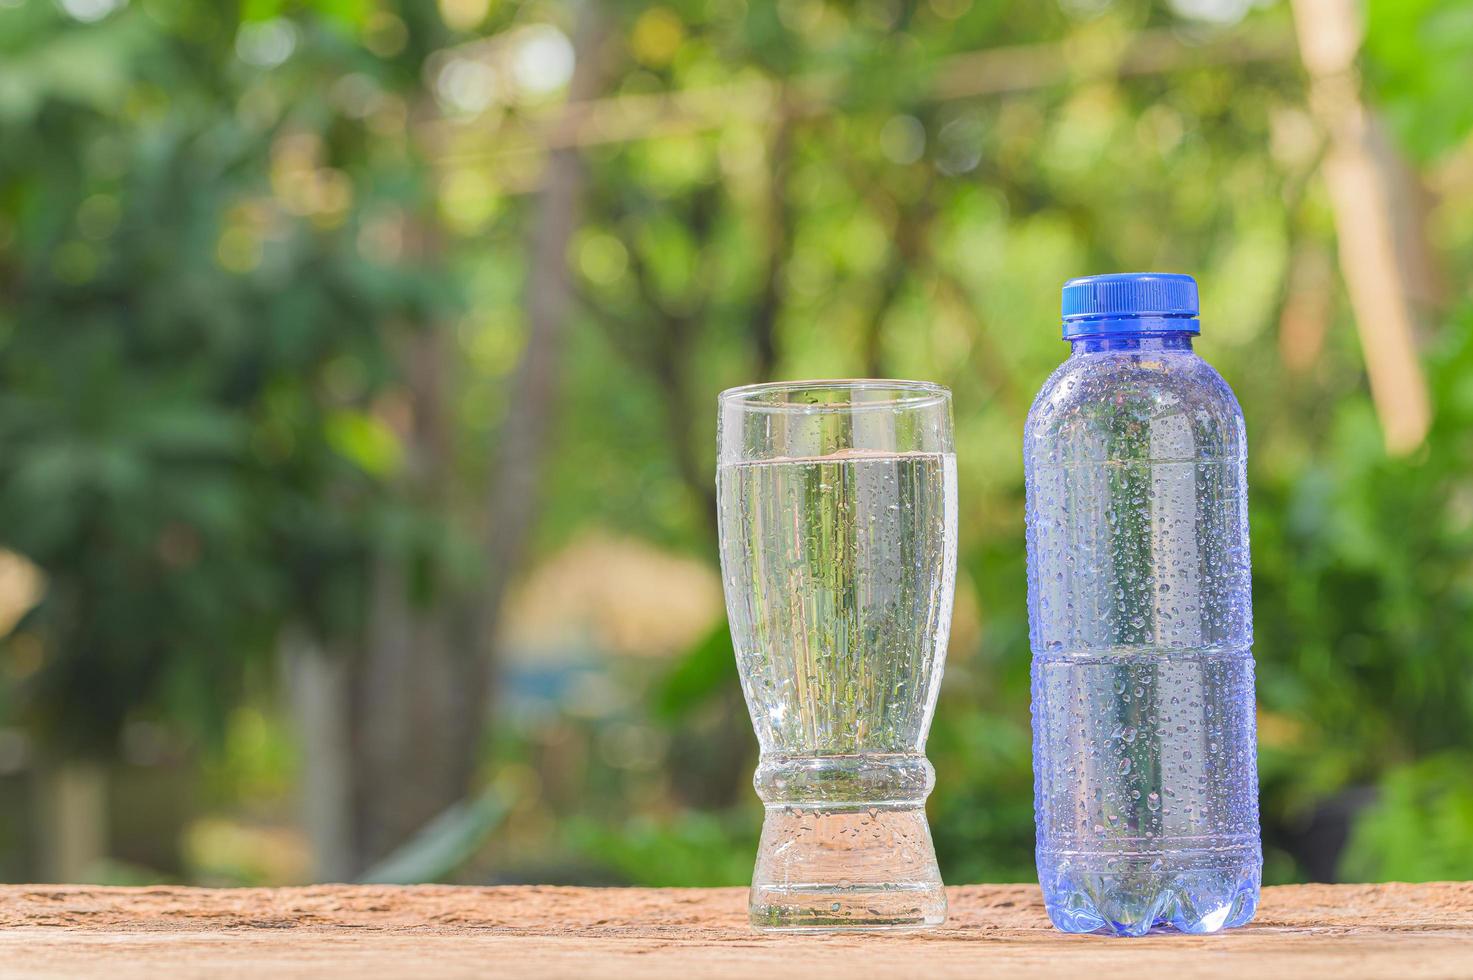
[928,0,972,20]
[576,229,630,286]
[438,0,492,33]
[236,19,298,69]
[436,58,499,115]
[880,114,927,165]
[631,7,685,68]
[512,25,575,97]
[217,226,262,274]
[363,11,409,59]
[439,168,501,235]
[58,0,126,23]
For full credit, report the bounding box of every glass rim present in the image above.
[718,378,950,414]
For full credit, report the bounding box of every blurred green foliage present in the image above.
[1342,754,1473,882]
[0,0,453,751]
[1364,0,1473,162]
[565,811,757,888]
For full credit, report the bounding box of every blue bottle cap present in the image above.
[1060,272,1200,339]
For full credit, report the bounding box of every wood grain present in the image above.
[0,882,1469,978]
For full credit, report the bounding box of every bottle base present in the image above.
[1039,858,1260,937]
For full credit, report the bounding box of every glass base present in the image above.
[751,882,947,931]
[748,803,946,931]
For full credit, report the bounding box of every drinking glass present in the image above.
[716,380,957,931]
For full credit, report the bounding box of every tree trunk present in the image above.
[34,759,107,883]
[472,3,607,662]
[351,557,483,869]
[1292,0,1434,454]
[283,631,354,882]
[290,3,608,879]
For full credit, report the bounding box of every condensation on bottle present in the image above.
[1024,273,1261,937]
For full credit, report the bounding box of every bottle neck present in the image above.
[1069,332,1196,354]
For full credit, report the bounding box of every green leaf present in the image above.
[325,410,404,476]
[358,789,509,884]
[653,621,737,722]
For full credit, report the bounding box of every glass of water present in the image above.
[716,380,957,931]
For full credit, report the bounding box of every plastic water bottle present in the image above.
[1024,273,1260,936]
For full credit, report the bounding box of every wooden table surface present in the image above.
[0,882,1469,978]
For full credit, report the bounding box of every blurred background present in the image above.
[1,0,1471,889]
